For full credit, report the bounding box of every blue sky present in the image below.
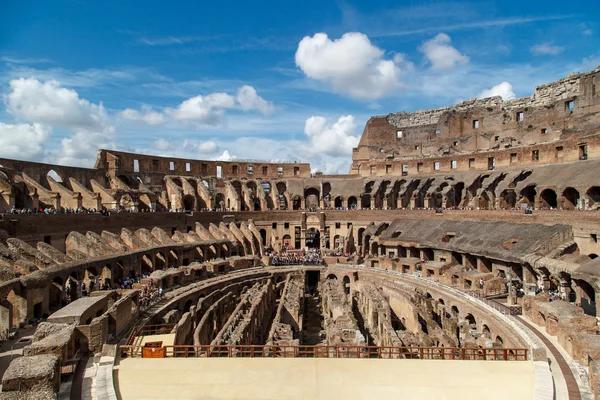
[1,0,599,173]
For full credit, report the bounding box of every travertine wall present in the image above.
[352,66,600,176]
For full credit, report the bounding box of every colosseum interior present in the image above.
[0,66,599,399]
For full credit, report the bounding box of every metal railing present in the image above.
[467,291,522,316]
[119,344,527,361]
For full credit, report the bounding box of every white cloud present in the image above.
[150,138,220,158]
[166,86,273,126]
[236,85,275,115]
[119,105,165,125]
[4,77,111,132]
[579,23,593,36]
[213,150,236,161]
[2,77,116,167]
[478,81,516,100]
[530,43,565,56]
[295,32,407,99]
[0,123,51,161]
[419,33,469,69]
[304,115,360,157]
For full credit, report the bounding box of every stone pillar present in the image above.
[342,198,348,209]
[50,193,61,211]
[72,193,83,210]
[522,266,536,284]
[31,192,39,209]
[538,274,551,292]
[559,278,572,301]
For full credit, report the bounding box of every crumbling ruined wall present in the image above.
[266,273,305,346]
[320,278,365,346]
[351,281,401,347]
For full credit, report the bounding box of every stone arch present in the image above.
[334,196,343,209]
[587,186,600,205]
[306,228,320,248]
[282,234,292,249]
[292,195,301,210]
[214,193,225,210]
[451,305,459,317]
[539,188,557,208]
[481,324,491,338]
[562,187,580,210]
[46,169,64,186]
[360,194,371,209]
[574,279,596,316]
[495,335,503,345]
[520,185,536,205]
[259,229,267,247]
[326,274,337,280]
[304,187,320,210]
[347,196,358,209]
[342,275,350,294]
[500,189,517,208]
[357,228,365,249]
[464,313,476,326]
[49,276,64,310]
[182,194,195,211]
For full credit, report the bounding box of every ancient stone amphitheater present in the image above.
[0,66,599,400]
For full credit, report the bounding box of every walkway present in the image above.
[517,317,582,400]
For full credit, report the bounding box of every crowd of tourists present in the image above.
[139,279,163,308]
[4,206,147,215]
[268,248,324,266]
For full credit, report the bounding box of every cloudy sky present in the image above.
[1,0,599,173]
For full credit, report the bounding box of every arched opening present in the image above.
[326,274,337,280]
[49,277,64,310]
[451,306,459,317]
[495,335,503,346]
[84,266,98,294]
[562,187,580,210]
[333,235,340,249]
[306,228,320,248]
[276,182,288,210]
[357,228,365,249]
[371,241,379,256]
[575,279,596,316]
[500,189,517,208]
[46,169,64,188]
[465,314,476,326]
[304,187,320,211]
[292,195,301,210]
[214,193,225,210]
[360,194,371,209]
[259,229,267,247]
[334,196,343,209]
[589,253,598,259]
[261,183,274,209]
[183,300,193,314]
[540,189,557,208]
[342,275,350,294]
[520,185,536,205]
[281,234,292,249]
[347,196,358,210]
[482,324,491,338]
[587,186,600,205]
[182,194,195,211]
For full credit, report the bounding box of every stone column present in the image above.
[72,193,83,210]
